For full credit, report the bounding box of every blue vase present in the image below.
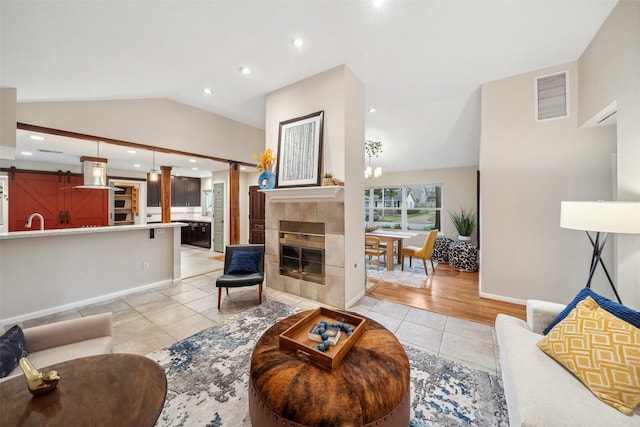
[258,171,276,189]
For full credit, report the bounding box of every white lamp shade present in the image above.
[560,201,640,234]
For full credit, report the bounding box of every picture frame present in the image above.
[275,111,324,188]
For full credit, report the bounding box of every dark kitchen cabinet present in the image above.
[178,220,211,249]
[8,171,108,231]
[171,177,201,207]
[146,173,161,207]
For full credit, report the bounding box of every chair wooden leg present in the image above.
[226,288,229,294]
[217,287,222,310]
[430,258,435,272]
[401,254,405,271]
[259,283,263,305]
[422,258,428,277]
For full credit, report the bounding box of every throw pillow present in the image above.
[0,325,28,378]
[227,250,260,274]
[543,287,640,335]
[537,297,640,415]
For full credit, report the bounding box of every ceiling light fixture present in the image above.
[192,167,198,171]
[293,38,304,47]
[29,135,45,141]
[149,151,159,182]
[372,0,384,8]
[133,163,141,168]
[240,67,251,75]
[127,149,136,154]
[203,88,213,95]
[21,151,33,156]
[365,140,383,180]
[368,108,376,113]
[189,159,196,163]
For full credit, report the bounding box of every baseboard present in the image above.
[1,279,173,326]
[478,290,526,306]
[346,289,366,309]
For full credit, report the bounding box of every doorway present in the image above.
[213,183,224,252]
[249,185,265,244]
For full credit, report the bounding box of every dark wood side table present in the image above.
[0,353,167,427]
[249,310,411,426]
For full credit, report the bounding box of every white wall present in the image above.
[15,98,264,165]
[578,0,640,308]
[368,165,478,243]
[480,61,617,304]
[0,88,16,157]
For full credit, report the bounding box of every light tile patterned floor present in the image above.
[20,245,501,375]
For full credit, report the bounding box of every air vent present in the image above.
[536,71,568,121]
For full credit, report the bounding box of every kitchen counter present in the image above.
[0,222,184,324]
[0,222,185,240]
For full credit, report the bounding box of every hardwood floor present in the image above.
[365,263,526,326]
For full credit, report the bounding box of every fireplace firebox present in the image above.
[279,221,325,284]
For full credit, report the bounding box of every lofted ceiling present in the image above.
[0,0,617,176]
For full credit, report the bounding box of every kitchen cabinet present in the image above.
[171,177,200,207]
[8,171,108,231]
[146,173,161,207]
[177,220,211,248]
[112,183,139,225]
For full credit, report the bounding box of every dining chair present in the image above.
[216,244,264,309]
[365,236,386,271]
[401,229,438,276]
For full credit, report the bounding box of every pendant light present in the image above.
[149,151,159,182]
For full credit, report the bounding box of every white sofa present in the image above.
[1,313,113,380]
[495,300,639,426]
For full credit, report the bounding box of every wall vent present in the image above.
[536,71,568,121]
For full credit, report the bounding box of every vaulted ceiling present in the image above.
[1,0,617,175]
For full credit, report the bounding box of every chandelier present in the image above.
[364,140,382,179]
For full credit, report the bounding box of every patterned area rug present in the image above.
[148,301,508,426]
[366,259,436,288]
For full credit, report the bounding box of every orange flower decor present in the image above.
[252,148,277,172]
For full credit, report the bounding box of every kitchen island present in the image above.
[0,223,184,324]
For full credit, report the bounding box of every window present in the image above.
[365,185,442,232]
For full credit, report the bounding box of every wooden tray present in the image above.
[278,307,366,371]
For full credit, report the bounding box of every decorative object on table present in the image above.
[560,201,640,304]
[275,111,324,188]
[364,139,382,180]
[252,148,277,190]
[147,300,507,427]
[19,357,60,396]
[278,306,365,370]
[308,320,354,351]
[449,207,476,240]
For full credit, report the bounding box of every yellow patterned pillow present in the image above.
[537,296,640,415]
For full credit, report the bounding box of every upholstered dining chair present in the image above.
[365,236,386,271]
[401,229,438,276]
[216,244,265,309]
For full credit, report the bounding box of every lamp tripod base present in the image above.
[585,231,622,304]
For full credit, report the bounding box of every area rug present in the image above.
[148,301,508,427]
[366,260,436,288]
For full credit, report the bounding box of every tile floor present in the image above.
[20,245,501,375]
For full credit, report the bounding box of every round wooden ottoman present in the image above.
[249,310,411,427]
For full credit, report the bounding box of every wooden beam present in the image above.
[160,166,172,223]
[229,162,240,245]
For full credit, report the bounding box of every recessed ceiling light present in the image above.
[372,0,384,8]
[368,108,376,113]
[133,163,141,168]
[240,67,251,75]
[29,135,44,141]
[240,166,247,170]
[293,38,303,47]
[127,149,136,154]
[192,167,198,171]
[189,159,196,163]
[21,151,33,156]
[203,88,213,95]
[175,173,181,177]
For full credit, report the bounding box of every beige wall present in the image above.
[15,98,264,165]
[265,65,365,308]
[578,0,640,308]
[368,165,478,243]
[0,88,17,157]
[480,61,617,304]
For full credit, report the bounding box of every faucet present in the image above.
[25,213,45,231]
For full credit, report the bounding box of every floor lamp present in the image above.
[560,201,640,303]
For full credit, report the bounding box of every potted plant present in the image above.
[322,172,334,186]
[449,207,476,241]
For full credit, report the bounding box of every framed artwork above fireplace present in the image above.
[276,111,324,188]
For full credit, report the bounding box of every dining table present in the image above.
[365,229,418,271]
